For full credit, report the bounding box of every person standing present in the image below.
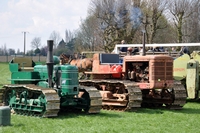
[179,46,190,56]
[171,47,176,52]
[139,47,144,55]
[132,47,139,55]
[119,40,127,53]
[119,40,127,63]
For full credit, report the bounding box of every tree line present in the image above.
[1,0,199,56]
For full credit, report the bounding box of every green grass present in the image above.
[1,63,200,133]
[1,103,200,133]
[0,63,10,86]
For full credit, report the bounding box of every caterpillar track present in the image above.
[168,82,187,109]
[79,80,143,111]
[79,80,187,111]
[0,84,60,117]
[140,82,187,109]
[79,86,102,113]
[0,85,102,117]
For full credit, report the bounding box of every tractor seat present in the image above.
[12,57,35,71]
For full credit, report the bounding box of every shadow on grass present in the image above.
[171,107,200,114]
[136,106,200,115]
[133,108,165,114]
[126,102,200,115]
[1,123,24,127]
[55,107,176,118]
[52,110,121,119]
[54,104,200,119]
[186,99,200,103]
[166,100,200,114]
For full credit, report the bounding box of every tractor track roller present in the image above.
[0,84,60,117]
[0,85,102,117]
[80,86,102,113]
[125,83,142,111]
[79,80,143,111]
[168,83,187,109]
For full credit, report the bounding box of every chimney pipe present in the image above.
[46,40,54,88]
[142,32,146,56]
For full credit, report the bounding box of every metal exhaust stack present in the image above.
[142,31,146,56]
[46,40,54,88]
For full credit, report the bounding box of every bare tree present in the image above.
[89,0,142,52]
[89,0,118,52]
[31,37,41,49]
[0,44,8,55]
[40,45,48,56]
[153,17,177,43]
[168,0,199,43]
[141,0,168,44]
[183,1,200,43]
[75,15,103,52]
[8,48,15,55]
[49,31,61,48]
[65,29,74,43]
[17,49,20,55]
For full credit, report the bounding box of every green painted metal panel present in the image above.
[11,71,40,84]
[186,59,199,99]
[11,71,40,80]
[173,54,190,80]
[58,65,79,96]
[9,63,19,72]
[34,65,48,80]
[53,56,60,65]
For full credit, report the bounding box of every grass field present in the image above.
[1,103,200,133]
[1,63,200,133]
[0,63,11,86]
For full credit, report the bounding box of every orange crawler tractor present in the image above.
[79,52,187,111]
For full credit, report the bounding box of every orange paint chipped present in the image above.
[174,68,185,72]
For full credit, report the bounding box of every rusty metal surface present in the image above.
[79,80,142,111]
[80,53,186,110]
[123,55,174,89]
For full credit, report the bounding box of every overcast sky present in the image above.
[0,0,91,52]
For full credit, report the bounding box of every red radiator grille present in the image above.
[151,61,173,80]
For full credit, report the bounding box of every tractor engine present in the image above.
[123,55,174,89]
[126,62,149,82]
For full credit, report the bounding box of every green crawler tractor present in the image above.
[0,40,102,117]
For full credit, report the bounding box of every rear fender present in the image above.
[173,54,190,81]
